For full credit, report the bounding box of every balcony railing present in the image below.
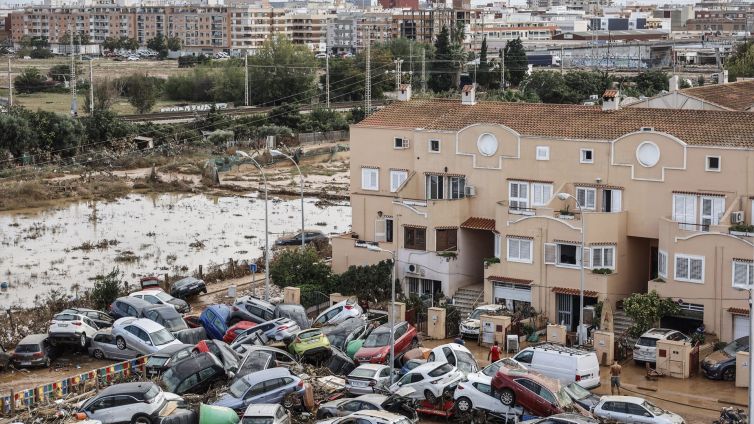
[677,222,710,232]
[509,206,536,216]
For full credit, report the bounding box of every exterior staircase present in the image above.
[451,285,485,318]
[613,308,635,340]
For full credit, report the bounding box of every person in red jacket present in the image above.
[488,340,502,363]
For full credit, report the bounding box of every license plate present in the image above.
[21,361,31,366]
[58,324,68,327]
[353,381,367,387]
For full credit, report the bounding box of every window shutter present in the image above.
[521,240,532,261]
[587,189,596,209]
[577,188,586,209]
[583,247,591,269]
[494,234,501,259]
[375,219,386,242]
[676,256,688,279]
[612,190,622,212]
[436,229,448,251]
[605,247,614,268]
[544,243,557,265]
[592,247,601,268]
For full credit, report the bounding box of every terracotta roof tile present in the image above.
[460,217,496,231]
[551,287,599,297]
[603,89,619,98]
[356,99,754,148]
[682,80,754,112]
[488,276,533,285]
[728,307,749,316]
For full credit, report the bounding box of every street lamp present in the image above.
[557,192,586,346]
[243,154,271,301]
[270,149,305,249]
[367,244,397,377]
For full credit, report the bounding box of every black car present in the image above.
[274,230,328,246]
[170,277,207,299]
[274,304,311,330]
[161,352,227,395]
[59,308,114,329]
[109,297,153,320]
[322,318,368,351]
[230,296,275,325]
[145,343,194,378]
[141,305,206,344]
[324,346,356,376]
[702,336,749,380]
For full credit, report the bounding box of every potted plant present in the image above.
[483,257,500,268]
[730,224,754,237]
[591,268,613,275]
[558,205,575,220]
[437,251,458,260]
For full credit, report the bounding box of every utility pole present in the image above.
[421,48,426,93]
[244,53,249,106]
[560,45,564,74]
[7,57,12,109]
[365,27,371,115]
[88,58,94,114]
[501,48,505,89]
[69,26,78,117]
[409,43,413,85]
[326,45,330,108]
[394,58,403,90]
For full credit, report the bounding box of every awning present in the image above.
[461,217,496,231]
[551,287,598,297]
[729,307,750,316]
[487,276,533,285]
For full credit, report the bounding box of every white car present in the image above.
[634,328,689,364]
[389,362,463,402]
[459,304,503,338]
[454,372,520,414]
[243,404,291,424]
[512,343,600,389]
[48,312,100,349]
[593,396,684,424]
[130,289,190,314]
[428,343,479,375]
[312,297,363,327]
[318,410,414,424]
[127,56,140,61]
[346,364,392,395]
[111,317,182,355]
[471,358,527,385]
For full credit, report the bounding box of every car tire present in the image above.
[723,367,736,381]
[43,357,51,368]
[410,337,419,348]
[131,414,152,424]
[424,390,437,403]
[499,389,515,406]
[116,336,127,350]
[455,396,472,412]
[79,334,89,349]
[93,349,105,360]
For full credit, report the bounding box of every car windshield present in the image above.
[276,307,308,327]
[150,328,176,346]
[564,382,591,400]
[147,356,169,367]
[229,377,252,398]
[154,291,173,302]
[299,329,321,339]
[242,417,273,424]
[637,337,658,347]
[162,368,181,392]
[643,401,664,416]
[15,344,40,353]
[428,363,454,377]
[144,385,160,402]
[165,317,187,331]
[469,309,484,320]
[350,368,378,378]
[724,337,749,356]
[240,352,272,374]
[555,387,573,408]
[454,351,478,373]
[364,331,390,347]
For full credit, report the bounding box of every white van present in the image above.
[511,343,600,389]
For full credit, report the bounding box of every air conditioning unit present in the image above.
[464,185,476,197]
[731,211,745,224]
[405,263,424,275]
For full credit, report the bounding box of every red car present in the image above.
[354,321,418,365]
[223,321,257,344]
[490,366,577,417]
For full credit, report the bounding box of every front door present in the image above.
[556,294,573,330]
[734,315,750,341]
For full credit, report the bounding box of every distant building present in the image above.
[377,0,418,10]
[627,77,754,112]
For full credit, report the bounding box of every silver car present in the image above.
[242,404,291,424]
[88,329,139,361]
[312,298,363,328]
[111,317,182,355]
[77,382,182,424]
[346,364,392,395]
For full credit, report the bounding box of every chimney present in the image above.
[461,84,477,105]
[669,75,679,92]
[718,70,728,85]
[602,89,621,112]
[398,84,412,101]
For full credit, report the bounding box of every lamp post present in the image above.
[367,244,396,377]
[270,149,305,248]
[247,155,271,301]
[557,192,586,346]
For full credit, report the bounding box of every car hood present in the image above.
[461,319,481,328]
[168,299,189,309]
[704,350,732,365]
[661,412,685,424]
[320,398,350,409]
[212,394,243,409]
[356,346,387,358]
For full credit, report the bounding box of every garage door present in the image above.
[734,314,750,341]
[493,282,532,303]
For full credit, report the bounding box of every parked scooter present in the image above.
[714,407,747,424]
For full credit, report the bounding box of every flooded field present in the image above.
[0,193,351,308]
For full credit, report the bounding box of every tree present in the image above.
[268,103,302,130]
[523,71,572,103]
[14,67,47,93]
[477,36,490,88]
[301,107,348,132]
[147,34,168,58]
[623,291,681,337]
[563,70,611,103]
[25,110,86,155]
[322,57,363,102]
[428,26,454,92]
[504,38,528,86]
[0,112,36,157]
[90,78,124,111]
[349,107,365,124]
[450,20,466,46]
[118,36,139,51]
[333,260,396,302]
[247,37,318,106]
[726,41,754,80]
[81,110,135,144]
[122,73,159,114]
[102,36,118,51]
[269,247,332,289]
[29,48,53,59]
[48,64,79,82]
[89,269,126,311]
[167,36,182,52]
[634,70,669,97]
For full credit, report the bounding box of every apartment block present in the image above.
[332,89,754,343]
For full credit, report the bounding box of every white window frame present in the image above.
[674,254,705,284]
[580,148,594,164]
[672,193,697,229]
[576,187,597,210]
[556,243,582,268]
[393,137,409,149]
[509,181,529,210]
[732,260,754,289]
[658,250,667,278]
[361,168,379,191]
[428,139,441,153]
[591,246,615,270]
[532,183,553,207]
[507,238,533,264]
[536,146,549,161]
[389,170,408,193]
[448,176,466,200]
[700,196,725,227]
[494,234,502,259]
[705,155,721,172]
[426,174,444,200]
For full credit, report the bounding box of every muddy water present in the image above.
[0,193,351,308]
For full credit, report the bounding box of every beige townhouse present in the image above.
[332,87,754,343]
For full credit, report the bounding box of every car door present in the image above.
[246,381,267,404]
[143,294,162,305]
[377,366,391,387]
[176,374,200,395]
[112,395,140,421]
[126,305,138,318]
[196,367,219,393]
[402,372,425,397]
[599,401,627,422]
[338,400,363,417]
[513,378,541,414]
[394,323,408,352]
[537,385,561,415]
[626,402,656,424]
[85,396,114,423]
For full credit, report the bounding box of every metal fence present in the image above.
[298,130,349,145]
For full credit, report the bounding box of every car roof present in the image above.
[62,307,99,314]
[545,413,599,423]
[642,328,676,337]
[171,352,222,374]
[116,296,152,308]
[143,304,181,318]
[204,304,232,318]
[322,318,366,335]
[498,366,561,391]
[600,395,647,404]
[174,277,202,285]
[154,343,192,356]
[237,296,274,308]
[410,362,450,374]
[243,404,282,416]
[355,394,389,404]
[131,290,169,297]
[18,334,47,344]
[240,367,292,384]
[120,317,167,332]
[376,320,408,331]
[475,304,503,310]
[98,382,155,396]
[94,328,113,336]
[434,343,472,354]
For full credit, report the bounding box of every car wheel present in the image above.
[499,389,515,406]
[44,357,51,368]
[79,333,88,349]
[424,389,437,403]
[93,349,105,360]
[723,367,736,381]
[455,396,472,412]
[410,337,419,348]
[131,414,152,424]
[116,336,127,350]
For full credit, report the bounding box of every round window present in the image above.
[636,142,660,168]
[477,133,498,157]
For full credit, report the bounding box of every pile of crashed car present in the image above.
[9,281,691,424]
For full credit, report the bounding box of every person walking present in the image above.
[488,340,502,364]
[610,360,622,395]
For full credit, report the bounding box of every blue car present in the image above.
[399,359,426,377]
[200,305,231,340]
[212,367,306,412]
